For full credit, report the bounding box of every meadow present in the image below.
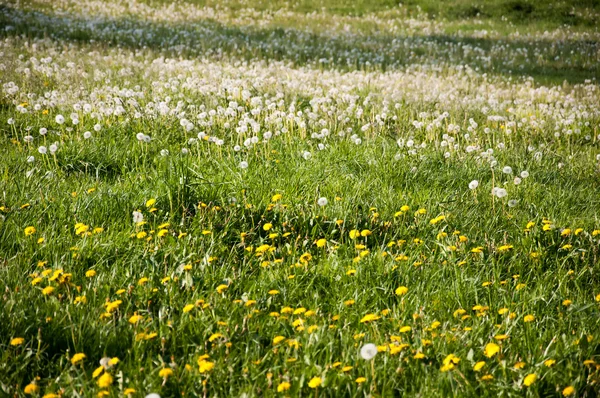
[1,0,600,396]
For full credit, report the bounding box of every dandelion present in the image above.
[24,226,36,236]
[523,314,535,323]
[24,384,39,394]
[483,343,500,358]
[395,286,408,296]
[239,161,248,169]
[469,180,479,189]
[216,284,228,293]
[360,314,380,323]
[308,377,322,388]
[10,337,25,346]
[277,382,291,392]
[97,372,113,388]
[523,374,537,387]
[159,368,173,379]
[198,359,215,373]
[360,343,378,360]
[317,197,328,206]
[42,286,55,295]
[132,211,144,223]
[71,353,86,365]
[562,386,575,396]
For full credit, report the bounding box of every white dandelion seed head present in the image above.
[360,343,378,360]
[317,197,328,207]
[239,161,248,169]
[469,180,479,190]
[493,187,508,198]
[132,211,144,224]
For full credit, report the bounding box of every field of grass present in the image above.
[1,0,600,397]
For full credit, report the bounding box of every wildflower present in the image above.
[355,377,367,384]
[308,377,322,388]
[216,284,228,293]
[349,230,361,239]
[544,359,556,367]
[514,362,526,369]
[473,361,485,371]
[523,314,535,323]
[93,366,105,378]
[395,286,408,296]
[42,286,54,295]
[277,382,291,392]
[360,314,380,323]
[85,270,96,278]
[440,354,460,372]
[159,368,173,379]
[183,304,194,313]
[484,343,500,358]
[10,337,25,346]
[24,226,36,236]
[129,314,142,324]
[562,386,575,396]
[208,333,223,342]
[468,180,479,190]
[97,372,113,388]
[524,373,537,387]
[71,353,86,365]
[317,197,328,206]
[273,336,286,345]
[198,359,215,373]
[360,343,378,360]
[132,211,144,223]
[263,223,273,231]
[24,384,39,394]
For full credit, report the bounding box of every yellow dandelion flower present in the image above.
[277,381,291,392]
[308,377,322,389]
[524,373,537,387]
[71,353,86,365]
[97,372,113,388]
[484,343,500,358]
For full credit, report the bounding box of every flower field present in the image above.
[1,0,600,396]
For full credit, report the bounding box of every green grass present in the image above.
[0,0,600,397]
